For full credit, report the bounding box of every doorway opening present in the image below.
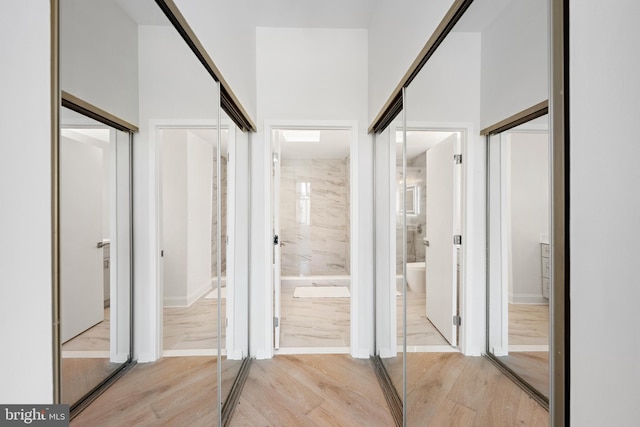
[395,127,465,353]
[157,124,233,357]
[271,126,354,353]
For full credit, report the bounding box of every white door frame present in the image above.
[149,118,236,359]
[263,120,360,358]
[386,121,474,355]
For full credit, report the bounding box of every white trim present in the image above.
[149,119,234,361]
[402,345,460,353]
[162,348,226,357]
[263,120,360,359]
[274,347,350,355]
[162,281,211,307]
[508,344,549,352]
[61,351,111,358]
[388,121,476,355]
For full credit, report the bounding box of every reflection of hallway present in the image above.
[508,303,549,346]
[384,353,548,424]
[279,287,350,348]
[72,353,547,426]
[61,308,118,404]
[397,292,449,347]
[163,293,223,352]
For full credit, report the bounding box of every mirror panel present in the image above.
[60,107,132,406]
[487,115,550,399]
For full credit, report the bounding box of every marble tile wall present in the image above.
[211,154,227,277]
[396,153,427,274]
[280,158,350,276]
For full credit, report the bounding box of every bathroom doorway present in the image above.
[396,128,463,351]
[271,126,354,352]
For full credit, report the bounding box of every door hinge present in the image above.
[225,318,229,328]
[453,235,462,245]
[453,315,462,326]
[226,235,229,245]
[273,234,279,245]
[454,154,462,164]
[273,317,279,328]
[161,250,164,257]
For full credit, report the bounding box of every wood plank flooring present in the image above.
[163,297,223,351]
[71,357,237,427]
[72,353,548,426]
[382,353,548,426]
[508,304,549,346]
[398,292,449,346]
[280,287,350,348]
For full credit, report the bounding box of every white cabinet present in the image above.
[541,243,550,299]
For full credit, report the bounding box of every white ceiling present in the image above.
[248,0,374,29]
[396,130,456,160]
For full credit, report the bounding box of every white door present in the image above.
[272,135,282,349]
[425,135,457,345]
[60,136,105,343]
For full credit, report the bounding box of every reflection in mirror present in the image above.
[488,115,550,399]
[60,106,132,407]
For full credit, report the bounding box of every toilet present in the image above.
[406,262,426,294]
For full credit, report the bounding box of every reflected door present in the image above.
[425,135,457,345]
[272,138,282,350]
[60,137,104,342]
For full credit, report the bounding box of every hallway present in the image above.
[70,354,547,426]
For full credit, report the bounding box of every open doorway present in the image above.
[395,128,464,352]
[271,127,353,352]
[158,125,232,357]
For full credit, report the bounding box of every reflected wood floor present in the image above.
[398,292,449,346]
[73,353,548,426]
[383,353,548,426]
[508,304,549,346]
[498,352,549,397]
[230,354,394,426]
[63,308,110,351]
[71,357,237,427]
[163,296,223,351]
[280,287,350,348]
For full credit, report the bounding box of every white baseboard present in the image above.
[163,282,212,307]
[162,348,225,357]
[400,345,459,353]
[275,347,350,355]
[510,293,548,304]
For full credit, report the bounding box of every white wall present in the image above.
[173,0,257,121]
[186,131,214,301]
[161,130,188,303]
[135,23,219,360]
[570,1,640,424]
[480,0,548,129]
[368,0,455,124]
[60,0,139,125]
[0,1,53,403]
[506,132,549,303]
[253,27,373,357]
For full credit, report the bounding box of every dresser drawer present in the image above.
[541,243,550,257]
[542,257,550,278]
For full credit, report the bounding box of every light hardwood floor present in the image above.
[72,353,547,426]
[280,286,350,348]
[383,352,548,426]
[508,303,549,346]
[398,292,450,346]
[163,296,223,351]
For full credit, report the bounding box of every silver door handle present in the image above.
[96,241,109,248]
[423,240,430,247]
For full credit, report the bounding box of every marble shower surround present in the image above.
[396,152,427,274]
[280,158,350,276]
[211,154,227,276]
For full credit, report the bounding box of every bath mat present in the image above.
[205,287,226,299]
[293,286,350,298]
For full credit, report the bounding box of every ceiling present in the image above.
[248,0,374,29]
[397,131,456,160]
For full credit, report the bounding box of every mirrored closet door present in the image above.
[59,105,133,408]
[487,114,550,402]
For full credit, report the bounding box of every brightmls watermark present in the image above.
[0,405,68,426]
